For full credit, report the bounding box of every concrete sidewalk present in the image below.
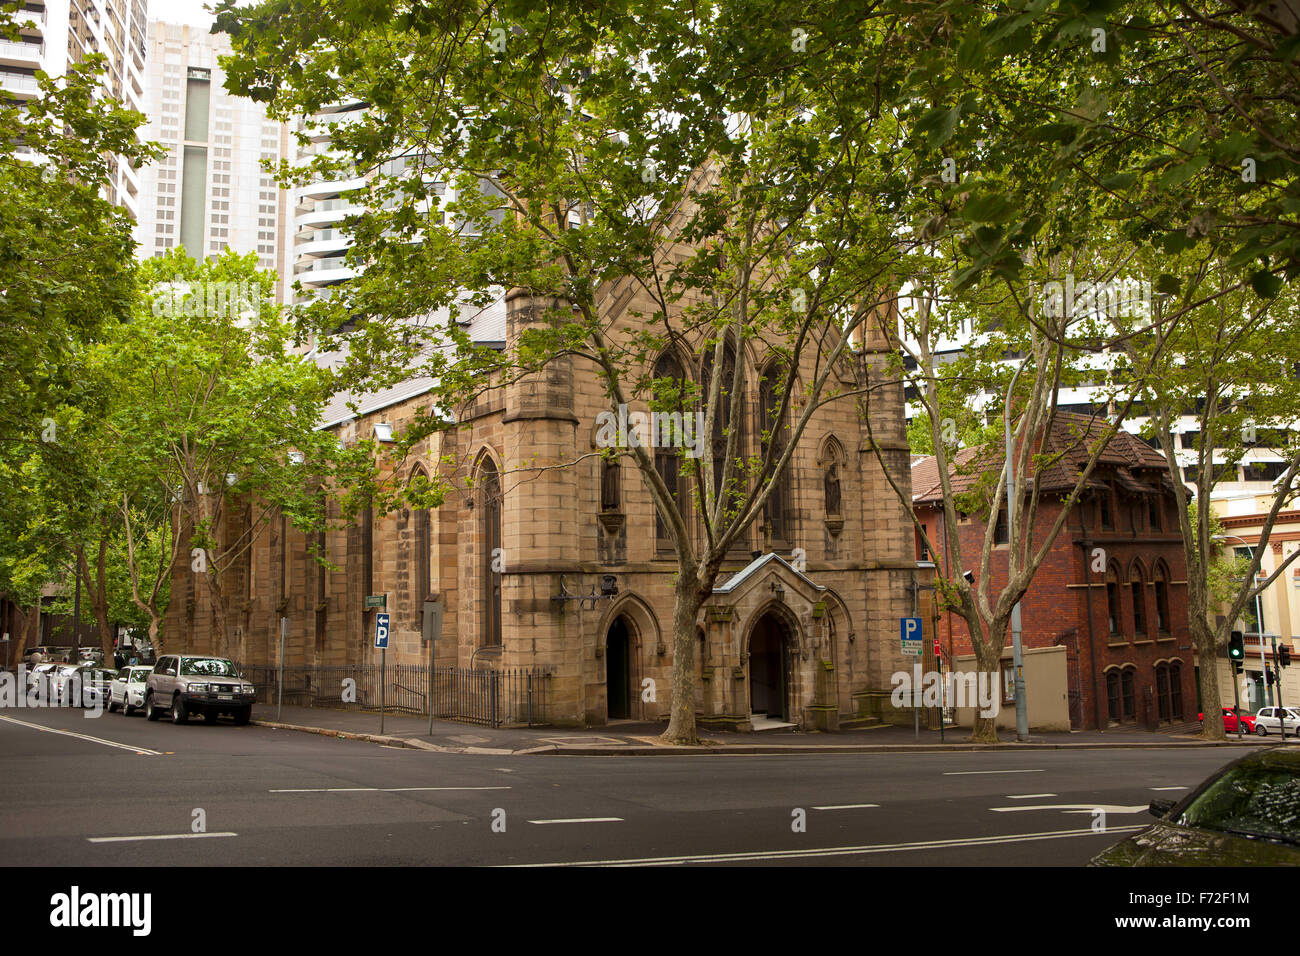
[250,703,1286,755]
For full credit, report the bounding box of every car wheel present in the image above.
[1257,724,1268,736]
[171,694,187,724]
[233,706,251,726]
[203,710,217,724]
[144,694,160,721]
[123,702,135,716]
[106,699,118,713]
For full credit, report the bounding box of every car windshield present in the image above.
[127,668,149,682]
[180,658,238,677]
[1179,765,1300,846]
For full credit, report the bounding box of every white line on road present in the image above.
[0,715,162,755]
[990,804,1150,814]
[503,825,1147,866]
[1006,794,1057,799]
[943,769,1045,775]
[811,804,880,810]
[1150,786,1188,791]
[268,786,511,793]
[527,817,623,825]
[88,832,237,844]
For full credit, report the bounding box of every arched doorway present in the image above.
[606,616,632,719]
[749,611,791,721]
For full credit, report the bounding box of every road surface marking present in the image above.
[527,817,623,825]
[990,804,1150,814]
[269,786,511,793]
[88,832,237,843]
[944,769,1044,775]
[1150,786,1188,791]
[503,825,1147,866]
[811,804,880,810]
[0,715,162,755]
[1006,794,1057,799]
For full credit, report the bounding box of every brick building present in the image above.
[163,285,921,731]
[912,413,1197,731]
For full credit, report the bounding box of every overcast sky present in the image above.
[148,0,216,27]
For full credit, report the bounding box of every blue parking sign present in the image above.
[900,617,922,656]
[374,612,390,649]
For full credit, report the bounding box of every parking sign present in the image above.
[374,612,390,649]
[900,617,922,656]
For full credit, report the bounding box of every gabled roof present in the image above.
[911,411,1172,505]
[712,551,826,595]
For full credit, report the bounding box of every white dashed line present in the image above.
[811,804,880,810]
[527,817,623,825]
[88,832,237,843]
[944,769,1045,776]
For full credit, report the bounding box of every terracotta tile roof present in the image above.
[911,412,1172,505]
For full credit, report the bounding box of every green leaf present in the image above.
[1251,270,1282,299]
[915,105,960,148]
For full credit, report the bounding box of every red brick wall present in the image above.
[916,489,1197,730]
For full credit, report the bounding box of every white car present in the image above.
[25,663,60,696]
[1253,705,1300,737]
[51,663,113,707]
[107,666,152,715]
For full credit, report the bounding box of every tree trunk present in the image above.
[969,631,1004,744]
[661,568,706,745]
[147,612,164,658]
[1191,617,1226,740]
[89,535,113,660]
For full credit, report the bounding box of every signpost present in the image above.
[277,616,287,720]
[901,617,922,739]
[375,612,390,734]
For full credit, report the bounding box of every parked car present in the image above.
[1198,707,1257,734]
[1253,705,1300,737]
[25,662,60,696]
[108,665,152,715]
[24,646,67,665]
[52,663,114,707]
[144,655,255,725]
[1091,747,1300,865]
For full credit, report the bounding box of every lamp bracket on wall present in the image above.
[552,574,619,611]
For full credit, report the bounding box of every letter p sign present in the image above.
[374,612,390,649]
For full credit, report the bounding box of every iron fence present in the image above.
[239,662,549,728]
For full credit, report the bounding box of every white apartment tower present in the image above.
[2,0,147,218]
[134,21,290,298]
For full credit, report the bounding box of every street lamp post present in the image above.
[1005,364,1029,742]
[1216,534,1269,707]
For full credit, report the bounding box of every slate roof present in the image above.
[911,412,1173,505]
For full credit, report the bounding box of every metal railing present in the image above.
[239,663,549,728]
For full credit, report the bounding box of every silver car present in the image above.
[1253,705,1300,737]
[108,665,152,715]
[144,655,255,725]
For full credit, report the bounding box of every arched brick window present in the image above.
[1129,560,1147,637]
[758,363,790,546]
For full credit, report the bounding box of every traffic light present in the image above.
[1281,645,1293,668]
[1266,667,1276,686]
[1229,631,1245,662]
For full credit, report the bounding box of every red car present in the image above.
[1198,707,1256,734]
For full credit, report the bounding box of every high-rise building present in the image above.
[134,21,291,297]
[2,0,148,218]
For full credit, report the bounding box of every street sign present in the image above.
[365,594,387,610]
[422,598,443,645]
[901,617,923,656]
[374,612,390,649]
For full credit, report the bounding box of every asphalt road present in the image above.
[0,705,1242,866]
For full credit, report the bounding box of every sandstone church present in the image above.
[163,282,921,731]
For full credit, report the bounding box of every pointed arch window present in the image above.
[1154,562,1171,633]
[478,458,502,647]
[1106,563,1121,636]
[653,352,688,551]
[758,364,790,545]
[701,340,742,510]
[1130,562,1147,637]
